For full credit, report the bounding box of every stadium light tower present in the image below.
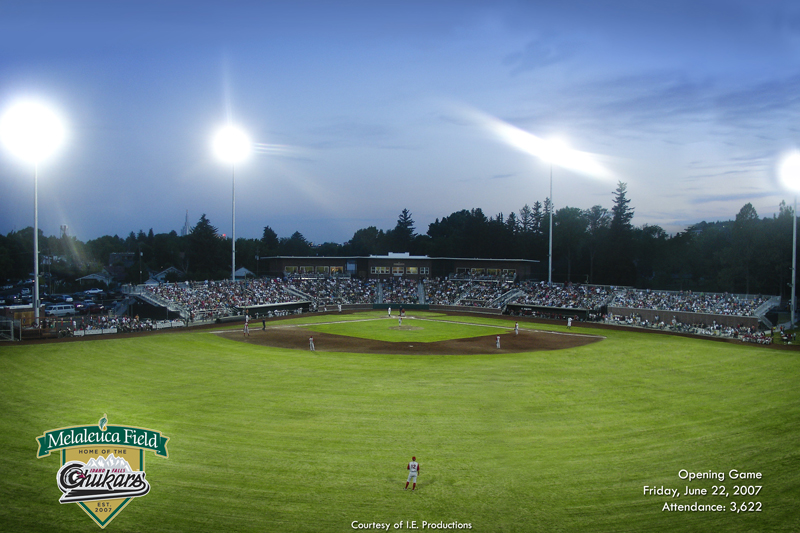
[542,139,572,286]
[0,99,67,328]
[779,151,800,327]
[212,125,251,282]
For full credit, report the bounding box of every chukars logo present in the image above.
[36,414,169,529]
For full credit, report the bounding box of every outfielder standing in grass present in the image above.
[405,456,419,491]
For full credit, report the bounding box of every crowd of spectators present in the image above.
[382,279,420,304]
[512,282,610,310]
[423,278,514,307]
[423,278,465,305]
[146,279,296,320]
[286,277,378,307]
[455,280,514,307]
[610,289,768,317]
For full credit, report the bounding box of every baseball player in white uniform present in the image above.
[405,456,420,490]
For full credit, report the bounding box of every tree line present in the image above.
[0,181,794,296]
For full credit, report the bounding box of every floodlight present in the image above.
[0,100,66,164]
[212,125,250,164]
[780,152,800,191]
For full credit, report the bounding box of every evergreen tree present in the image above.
[610,181,634,232]
[279,232,312,256]
[505,212,519,234]
[584,205,610,283]
[604,181,636,285]
[347,226,384,255]
[187,214,225,279]
[391,209,416,251]
[261,226,279,255]
[531,201,543,234]
[519,204,533,233]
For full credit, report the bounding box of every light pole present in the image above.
[213,125,251,282]
[0,100,66,327]
[780,152,800,327]
[543,139,570,286]
[548,163,553,286]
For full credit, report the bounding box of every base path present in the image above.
[217,321,603,355]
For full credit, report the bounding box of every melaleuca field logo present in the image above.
[36,414,169,529]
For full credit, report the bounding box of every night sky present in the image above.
[2,1,800,244]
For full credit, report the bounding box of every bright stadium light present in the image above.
[0,100,66,164]
[780,151,800,327]
[212,124,251,281]
[0,99,67,328]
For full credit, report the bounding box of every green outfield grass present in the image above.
[1,314,799,532]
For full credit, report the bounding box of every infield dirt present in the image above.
[217,317,603,355]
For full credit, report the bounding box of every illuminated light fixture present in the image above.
[213,125,251,164]
[212,124,251,281]
[0,100,66,164]
[0,99,67,328]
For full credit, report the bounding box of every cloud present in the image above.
[503,36,577,75]
[689,191,778,205]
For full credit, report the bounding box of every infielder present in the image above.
[514,322,519,335]
[243,314,250,337]
[405,456,420,491]
[309,336,315,351]
[496,335,501,349]
[567,317,573,329]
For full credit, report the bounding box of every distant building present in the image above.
[150,266,185,283]
[76,270,114,286]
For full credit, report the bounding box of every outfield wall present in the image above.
[607,306,759,329]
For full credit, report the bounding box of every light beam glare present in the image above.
[459,106,614,180]
[253,143,304,157]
